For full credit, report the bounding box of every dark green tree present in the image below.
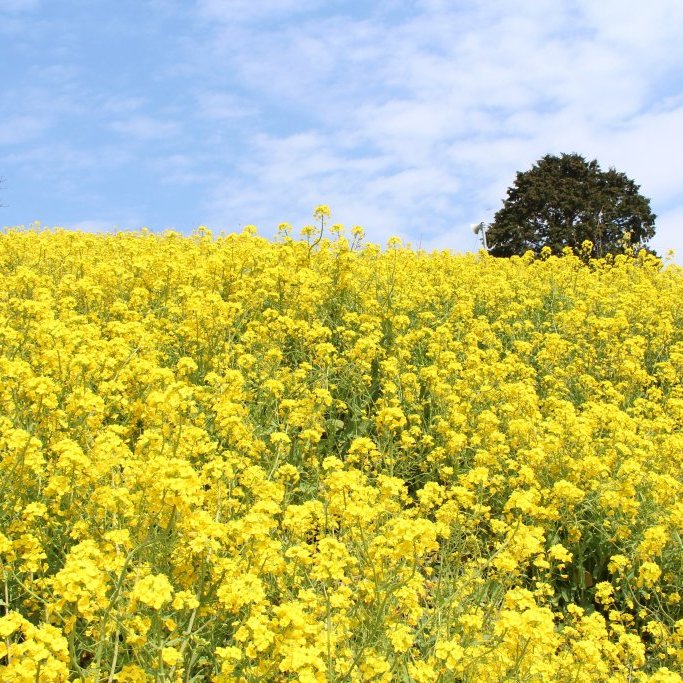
[486,153,656,258]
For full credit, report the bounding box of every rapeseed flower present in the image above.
[1,225,682,679]
[130,573,174,609]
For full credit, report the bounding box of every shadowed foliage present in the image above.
[487,153,656,258]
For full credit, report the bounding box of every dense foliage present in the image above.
[1,220,682,682]
[487,154,656,258]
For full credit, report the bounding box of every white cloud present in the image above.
[189,0,683,254]
[578,0,683,58]
[5,142,132,177]
[0,0,39,12]
[195,92,254,121]
[5,1,681,257]
[591,105,683,206]
[151,154,217,185]
[197,0,321,24]
[99,96,148,115]
[650,206,683,259]
[110,116,180,141]
[0,115,49,145]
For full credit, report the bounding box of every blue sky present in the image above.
[2,0,683,255]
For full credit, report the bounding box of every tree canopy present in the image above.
[486,153,656,258]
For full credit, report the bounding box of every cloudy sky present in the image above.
[2,0,682,255]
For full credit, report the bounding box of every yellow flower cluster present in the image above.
[1,221,682,681]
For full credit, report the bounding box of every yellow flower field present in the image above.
[1,215,682,681]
